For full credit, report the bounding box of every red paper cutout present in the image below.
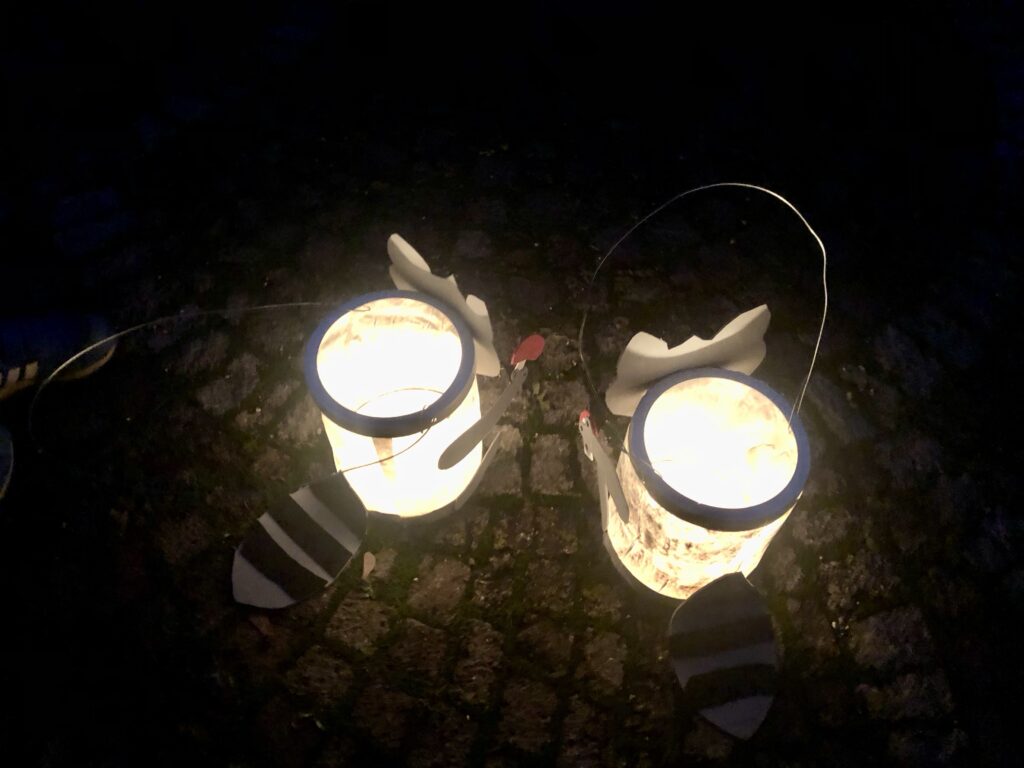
[511,334,545,365]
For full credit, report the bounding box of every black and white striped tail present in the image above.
[668,573,778,740]
[232,472,367,609]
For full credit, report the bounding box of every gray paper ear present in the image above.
[605,305,770,417]
[668,573,778,740]
[387,233,501,377]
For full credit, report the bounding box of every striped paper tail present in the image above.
[668,572,778,739]
[232,472,367,609]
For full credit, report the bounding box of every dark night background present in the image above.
[1,2,1021,766]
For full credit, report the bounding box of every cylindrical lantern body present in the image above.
[305,291,481,518]
[605,368,809,600]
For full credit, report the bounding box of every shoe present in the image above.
[0,426,11,501]
[0,314,117,401]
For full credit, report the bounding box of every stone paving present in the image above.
[6,212,1016,765]
[1,6,1020,767]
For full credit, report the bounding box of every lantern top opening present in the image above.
[629,367,810,531]
[304,290,476,438]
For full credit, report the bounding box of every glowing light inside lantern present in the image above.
[314,295,481,517]
[607,375,801,599]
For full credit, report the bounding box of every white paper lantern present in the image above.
[604,367,809,600]
[304,290,482,517]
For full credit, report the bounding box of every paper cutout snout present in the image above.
[605,305,770,418]
[387,234,500,377]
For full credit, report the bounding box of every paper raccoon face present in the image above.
[233,234,537,608]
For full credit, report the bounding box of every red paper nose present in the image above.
[511,334,545,365]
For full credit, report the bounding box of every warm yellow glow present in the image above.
[607,377,799,599]
[643,377,798,509]
[316,297,481,517]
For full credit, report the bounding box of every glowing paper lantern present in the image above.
[580,306,810,601]
[604,367,809,600]
[575,183,826,740]
[305,290,483,518]
[234,234,528,608]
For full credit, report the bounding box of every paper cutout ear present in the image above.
[605,305,771,417]
[232,472,367,609]
[387,233,501,377]
[668,573,778,740]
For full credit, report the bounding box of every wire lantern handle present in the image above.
[27,302,437,483]
[576,182,829,434]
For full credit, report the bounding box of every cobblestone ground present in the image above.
[1,6,1020,767]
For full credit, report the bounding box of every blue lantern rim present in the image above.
[627,367,811,531]
[303,290,476,438]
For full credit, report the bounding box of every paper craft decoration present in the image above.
[580,308,810,600]
[579,409,630,525]
[302,235,538,518]
[387,233,500,377]
[438,334,544,470]
[305,289,486,516]
[605,305,770,418]
[235,234,534,607]
[233,471,367,608]
[668,573,779,739]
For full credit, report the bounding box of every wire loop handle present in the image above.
[576,182,829,436]
[27,302,435,480]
